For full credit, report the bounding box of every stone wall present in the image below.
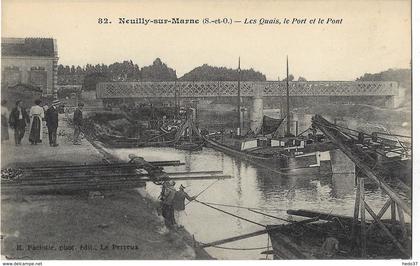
[1,56,56,96]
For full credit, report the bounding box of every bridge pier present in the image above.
[249,86,264,134]
[249,96,263,134]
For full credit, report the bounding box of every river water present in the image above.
[106,145,391,260]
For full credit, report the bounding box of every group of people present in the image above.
[159,180,196,229]
[1,99,85,146]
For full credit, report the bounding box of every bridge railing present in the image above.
[96,81,399,99]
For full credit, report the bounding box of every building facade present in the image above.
[1,37,58,96]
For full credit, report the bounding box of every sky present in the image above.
[1,0,411,81]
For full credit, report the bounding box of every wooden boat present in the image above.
[204,135,336,175]
[267,218,411,259]
[97,133,176,148]
[174,142,204,151]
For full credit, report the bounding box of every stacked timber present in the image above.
[1,161,231,194]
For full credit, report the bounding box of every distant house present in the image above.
[1,37,59,96]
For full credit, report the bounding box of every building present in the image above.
[1,37,58,96]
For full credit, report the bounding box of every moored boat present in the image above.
[267,217,411,259]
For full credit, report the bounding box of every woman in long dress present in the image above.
[29,99,45,144]
[1,100,10,142]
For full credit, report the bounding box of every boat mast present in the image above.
[286,56,290,136]
[237,57,241,135]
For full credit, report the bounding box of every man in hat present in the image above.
[73,102,84,145]
[45,99,60,147]
[173,184,196,227]
[9,100,29,145]
[160,180,177,229]
[173,184,196,212]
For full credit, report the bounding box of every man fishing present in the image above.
[160,181,196,229]
[172,184,196,228]
[159,180,177,229]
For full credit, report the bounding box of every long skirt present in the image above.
[29,116,42,144]
[1,115,9,141]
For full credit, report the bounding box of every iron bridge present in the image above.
[96,81,398,99]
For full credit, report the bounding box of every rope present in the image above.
[185,179,220,207]
[197,201,288,212]
[247,208,291,223]
[296,127,311,137]
[195,200,266,227]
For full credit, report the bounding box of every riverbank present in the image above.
[0,114,213,260]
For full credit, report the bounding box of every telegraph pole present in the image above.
[237,57,241,136]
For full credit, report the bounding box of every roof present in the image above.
[1,38,57,57]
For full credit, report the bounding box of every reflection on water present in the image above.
[106,146,390,260]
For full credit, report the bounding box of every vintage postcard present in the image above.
[0,0,414,263]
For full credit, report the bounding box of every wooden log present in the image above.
[21,171,224,181]
[1,180,147,193]
[364,200,410,258]
[23,161,184,170]
[366,198,392,234]
[360,178,366,258]
[351,177,361,246]
[2,175,233,187]
[391,200,396,234]
[397,206,408,241]
[200,228,272,248]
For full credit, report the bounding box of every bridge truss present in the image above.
[96,81,398,99]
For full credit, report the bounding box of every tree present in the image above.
[297,76,307,81]
[57,64,65,75]
[83,72,109,91]
[179,64,266,81]
[356,68,411,89]
[70,65,76,75]
[282,74,294,81]
[140,58,177,81]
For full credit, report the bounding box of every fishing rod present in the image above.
[197,201,288,212]
[185,179,220,207]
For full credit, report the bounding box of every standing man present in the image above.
[173,184,196,227]
[45,99,60,147]
[173,184,196,211]
[73,102,84,145]
[160,180,177,229]
[9,100,29,145]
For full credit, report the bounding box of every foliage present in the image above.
[356,68,411,89]
[281,74,294,81]
[59,59,177,90]
[83,72,109,91]
[139,58,177,81]
[179,64,266,81]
